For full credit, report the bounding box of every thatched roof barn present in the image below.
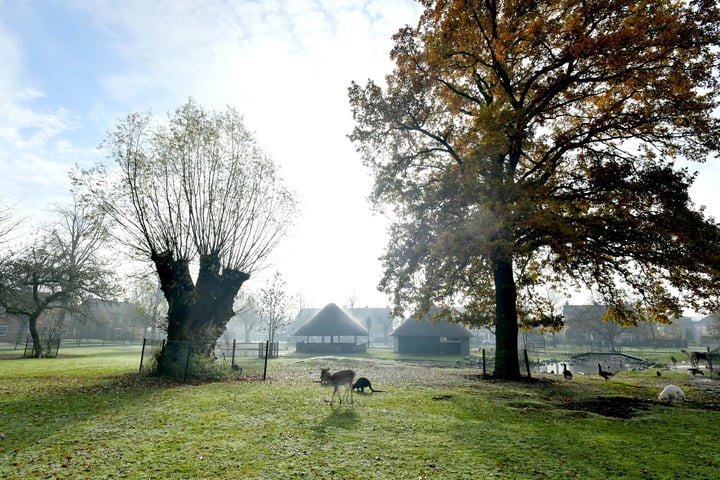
[391,316,472,355]
[293,303,369,354]
[287,306,394,344]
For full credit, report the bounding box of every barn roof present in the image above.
[391,316,472,338]
[293,303,369,336]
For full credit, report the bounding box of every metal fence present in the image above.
[215,341,279,380]
[21,337,61,358]
[138,339,279,382]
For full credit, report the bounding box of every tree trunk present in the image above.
[188,253,249,354]
[244,324,250,342]
[28,313,43,358]
[151,250,249,374]
[493,258,521,379]
[152,251,195,344]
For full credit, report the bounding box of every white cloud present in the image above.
[5,1,718,310]
[48,0,421,306]
[0,24,87,215]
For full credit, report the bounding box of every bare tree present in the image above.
[346,291,359,311]
[519,286,565,334]
[231,290,259,342]
[564,304,625,352]
[377,314,395,345]
[0,200,22,247]
[256,271,300,349]
[0,196,117,357]
[129,273,168,340]
[707,312,720,340]
[76,99,298,370]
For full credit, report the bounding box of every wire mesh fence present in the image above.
[22,337,61,358]
[139,339,279,382]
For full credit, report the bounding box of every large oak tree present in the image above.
[349,0,720,378]
[79,100,297,370]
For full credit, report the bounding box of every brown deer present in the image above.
[681,349,709,369]
[320,368,355,407]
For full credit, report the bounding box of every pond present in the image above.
[536,352,650,377]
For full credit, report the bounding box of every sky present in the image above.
[1,1,719,313]
[0,0,425,309]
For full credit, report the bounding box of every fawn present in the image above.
[320,368,355,406]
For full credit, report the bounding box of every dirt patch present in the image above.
[561,396,652,419]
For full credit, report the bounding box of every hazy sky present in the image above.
[1,1,718,312]
[1,0,424,308]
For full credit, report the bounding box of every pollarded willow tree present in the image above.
[349,0,720,379]
[79,99,297,363]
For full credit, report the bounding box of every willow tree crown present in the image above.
[83,99,297,276]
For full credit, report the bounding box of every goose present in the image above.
[598,363,614,381]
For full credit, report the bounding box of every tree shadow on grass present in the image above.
[0,373,175,452]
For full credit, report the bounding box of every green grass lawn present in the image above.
[1,346,718,479]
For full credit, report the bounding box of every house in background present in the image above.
[0,308,27,345]
[292,303,369,354]
[80,300,145,342]
[0,300,144,345]
[563,303,701,349]
[391,315,472,356]
[680,314,719,343]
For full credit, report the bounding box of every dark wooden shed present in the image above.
[293,303,369,354]
[391,316,472,355]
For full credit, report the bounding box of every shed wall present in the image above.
[394,336,469,355]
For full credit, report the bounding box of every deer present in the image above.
[320,368,355,407]
[681,349,709,369]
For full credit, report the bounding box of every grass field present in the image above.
[1,345,718,479]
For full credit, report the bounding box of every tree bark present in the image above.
[151,250,249,363]
[189,253,249,353]
[28,313,43,358]
[493,258,521,379]
[152,251,195,344]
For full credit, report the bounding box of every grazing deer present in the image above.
[320,368,355,407]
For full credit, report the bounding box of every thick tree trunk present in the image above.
[152,251,195,344]
[188,253,249,354]
[151,250,249,374]
[493,258,521,379]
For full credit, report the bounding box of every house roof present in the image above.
[391,316,472,338]
[293,303,369,336]
[697,314,718,325]
[562,304,608,322]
